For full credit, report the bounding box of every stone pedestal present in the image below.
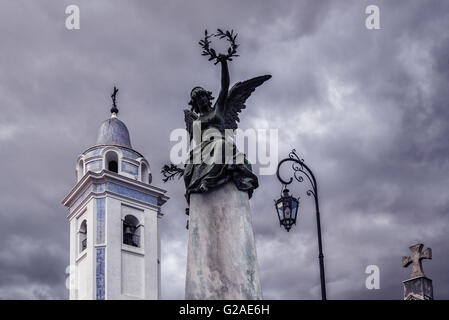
[185,182,262,300]
[403,276,433,300]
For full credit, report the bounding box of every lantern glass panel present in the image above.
[284,205,291,219]
[291,198,298,221]
[276,201,283,223]
[283,197,290,214]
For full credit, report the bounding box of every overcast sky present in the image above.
[1,0,449,300]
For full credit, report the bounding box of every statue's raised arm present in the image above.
[215,56,230,113]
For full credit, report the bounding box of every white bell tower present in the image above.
[62,96,168,300]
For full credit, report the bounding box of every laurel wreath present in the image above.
[199,29,239,64]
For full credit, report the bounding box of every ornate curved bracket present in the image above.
[276,149,318,200]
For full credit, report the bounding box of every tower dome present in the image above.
[96,114,132,148]
[75,87,153,185]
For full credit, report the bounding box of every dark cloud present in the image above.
[0,0,448,300]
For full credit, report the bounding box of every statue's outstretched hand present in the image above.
[217,54,228,63]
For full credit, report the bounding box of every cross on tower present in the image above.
[110,85,119,115]
[402,243,432,278]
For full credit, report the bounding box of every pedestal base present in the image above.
[403,276,433,300]
[185,182,262,300]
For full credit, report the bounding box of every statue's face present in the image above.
[195,91,211,114]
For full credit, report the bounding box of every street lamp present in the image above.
[275,149,327,300]
[274,188,299,232]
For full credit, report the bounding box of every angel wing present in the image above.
[224,75,271,130]
[184,109,198,140]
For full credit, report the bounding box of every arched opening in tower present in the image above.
[123,215,141,247]
[105,150,119,173]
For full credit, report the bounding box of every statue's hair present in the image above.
[188,86,214,112]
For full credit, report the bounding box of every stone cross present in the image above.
[402,243,432,278]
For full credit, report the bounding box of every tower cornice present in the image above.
[62,170,169,218]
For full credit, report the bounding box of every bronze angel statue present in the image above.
[163,29,271,203]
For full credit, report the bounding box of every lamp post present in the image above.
[274,149,327,300]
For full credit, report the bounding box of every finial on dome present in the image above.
[110,85,119,116]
